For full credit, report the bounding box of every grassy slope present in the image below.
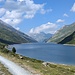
[0,25,28,43]
[58,31,75,44]
[0,45,75,75]
[67,32,75,44]
[0,22,37,44]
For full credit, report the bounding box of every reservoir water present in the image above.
[8,43,75,65]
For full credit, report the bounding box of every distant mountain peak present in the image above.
[29,32,53,42]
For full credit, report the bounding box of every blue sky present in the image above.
[0,0,75,34]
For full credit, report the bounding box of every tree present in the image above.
[12,47,16,53]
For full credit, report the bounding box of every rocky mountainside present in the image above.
[0,20,37,44]
[47,22,75,44]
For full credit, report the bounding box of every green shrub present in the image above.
[12,47,16,53]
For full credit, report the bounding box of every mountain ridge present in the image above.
[47,22,75,44]
[58,31,75,44]
[0,20,37,44]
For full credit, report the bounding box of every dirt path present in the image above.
[0,56,33,75]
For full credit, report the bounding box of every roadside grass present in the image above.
[0,45,75,75]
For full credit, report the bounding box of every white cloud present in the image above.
[0,10,22,25]
[56,19,64,23]
[0,8,6,17]
[1,18,22,26]
[15,27,20,30]
[63,13,69,17]
[29,22,57,34]
[0,0,50,26]
[17,0,25,1]
[1,11,22,19]
[70,3,75,12]
[40,9,52,14]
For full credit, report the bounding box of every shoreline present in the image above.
[0,50,75,75]
[63,44,75,46]
[7,43,75,66]
[0,51,42,75]
[1,45,75,75]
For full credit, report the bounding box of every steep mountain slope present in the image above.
[29,32,52,42]
[47,22,75,43]
[58,31,75,44]
[0,20,37,44]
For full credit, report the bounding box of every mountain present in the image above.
[0,20,37,44]
[47,22,75,44]
[29,32,52,42]
[58,31,75,44]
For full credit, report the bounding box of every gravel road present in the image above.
[0,56,33,75]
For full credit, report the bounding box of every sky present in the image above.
[0,0,75,34]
